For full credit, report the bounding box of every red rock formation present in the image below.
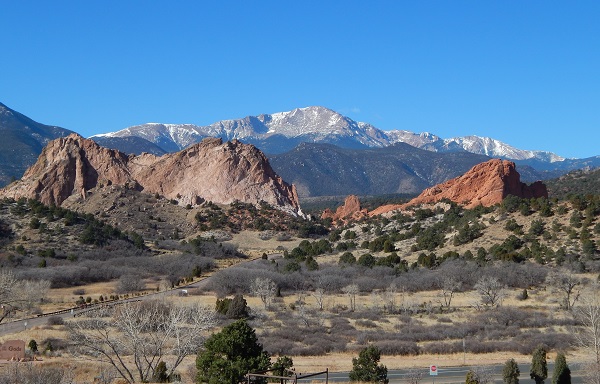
[321,195,368,223]
[370,159,548,215]
[1,134,301,214]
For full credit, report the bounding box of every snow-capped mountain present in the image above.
[93,107,389,153]
[440,136,564,162]
[93,106,564,163]
[384,131,564,162]
[93,123,206,153]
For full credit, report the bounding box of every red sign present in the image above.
[430,365,438,376]
[0,340,25,361]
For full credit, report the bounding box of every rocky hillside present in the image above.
[405,159,548,208]
[0,134,301,215]
[545,167,600,199]
[0,102,73,187]
[321,195,368,224]
[370,159,547,215]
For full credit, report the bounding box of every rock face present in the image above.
[1,134,301,214]
[371,159,548,215]
[321,195,368,223]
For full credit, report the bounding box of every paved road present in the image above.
[313,363,585,383]
[0,277,215,337]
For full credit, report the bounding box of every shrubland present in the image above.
[205,194,600,360]
[1,192,600,382]
[0,198,234,290]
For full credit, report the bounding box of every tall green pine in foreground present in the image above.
[502,358,520,384]
[195,319,271,384]
[551,353,571,384]
[530,345,548,384]
[349,345,388,383]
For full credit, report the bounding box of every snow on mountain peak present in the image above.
[93,106,566,163]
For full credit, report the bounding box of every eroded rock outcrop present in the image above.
[321,195,368,224]
[370,159,548,215]
[1,134,301,214]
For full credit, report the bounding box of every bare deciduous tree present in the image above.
[20,279,51,312]
[0,270,51,322]
[311,276,330,311]
[548,270,583,311]
[250,277,277,309]
[474,276,506,308]
[116,274,145,294]
[342,284,359,311]
[0,270,21,322]
[158,278,171,293]
[68,300,215,384]
[382,283,397,313]
[0,362,74,384]
[312,287,326,310]
[574,294,600,384]
[472,367,494,384]
[438,277,462,310]
[405,368,423,384]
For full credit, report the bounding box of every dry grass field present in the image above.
[2,271,592,382]
[1,196,599,383]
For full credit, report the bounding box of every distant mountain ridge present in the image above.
[93,106,390,154]
[0,102,74,186]
[93,106,566,163]
[3,101,600,199]
[268,142,551,198]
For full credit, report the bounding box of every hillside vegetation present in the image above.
[546,167,600,199]
[1,191,599,382]
[205,194,599,359]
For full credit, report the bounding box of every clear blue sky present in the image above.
[2,1,599,159]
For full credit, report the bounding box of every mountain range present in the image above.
[2,102,600,197]
[268,142,556,197]
[92,105,600,174]
[93,106,564,161]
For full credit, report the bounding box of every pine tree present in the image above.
[27,339,38,354]
[349,345,388,383]
[272,356,294,380]
[502,358,520,384]
[226,294,249,319]
[552,353,571,384]
[466,370,480,384]
[196,320,271,384]
[530,345,548,384]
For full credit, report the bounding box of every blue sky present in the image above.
[2,1,599,159]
